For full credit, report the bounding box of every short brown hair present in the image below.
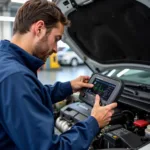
[13,0,70,34]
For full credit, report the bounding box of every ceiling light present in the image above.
[0,16,15,22]
[117,69,130,78]
[107,69,116,77]
[11,0,52,3]
[11,0,27,3]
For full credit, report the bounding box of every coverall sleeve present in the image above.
[0,73,100,150]
[44,81,73,104]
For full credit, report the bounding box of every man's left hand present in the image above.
[70,76,93,93]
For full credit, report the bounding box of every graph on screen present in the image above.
[88,78,116,101]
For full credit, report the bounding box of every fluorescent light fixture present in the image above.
[11,0,27,3]
[107,69,116,77]
[0,16,15,22]
[117,69,130,78]
[11,0,52,3]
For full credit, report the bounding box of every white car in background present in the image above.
[57,47,84,66]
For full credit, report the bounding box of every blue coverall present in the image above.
[0,40,99,150]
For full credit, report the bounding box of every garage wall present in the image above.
[0,5,12,40]
[0,7,2,40]
[0,3,18,40]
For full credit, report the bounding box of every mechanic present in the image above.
[0,0,117,150]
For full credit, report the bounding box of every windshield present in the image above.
[102,68,150,85]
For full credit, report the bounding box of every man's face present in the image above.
[33,22,64,62]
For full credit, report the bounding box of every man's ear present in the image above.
[32,20,46,38]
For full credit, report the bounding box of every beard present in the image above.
[33,35,53,62]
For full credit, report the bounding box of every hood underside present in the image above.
[57,0,150,69]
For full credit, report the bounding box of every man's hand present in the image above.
[70,76,93,93]
[91,95,117,128]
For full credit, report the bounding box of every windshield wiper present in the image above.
[123,87,148,102]
[123,82,150,100]
[124,82,150,92]
[124,87,138,96]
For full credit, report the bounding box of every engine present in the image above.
[54,73,150,150]
[54,93,150,150]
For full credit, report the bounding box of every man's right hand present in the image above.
[91,95,117,128]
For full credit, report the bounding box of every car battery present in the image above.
[104,128,143,148]
[104,132,122,148]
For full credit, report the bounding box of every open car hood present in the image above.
[55,0,150,72]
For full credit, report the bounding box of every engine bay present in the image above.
[54,73,150,150]
[54,0,150,149]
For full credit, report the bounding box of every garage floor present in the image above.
[38,65,92,85]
